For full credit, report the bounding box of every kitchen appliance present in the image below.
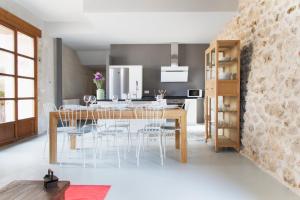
[166,99,185,107]
[109,65,143,99]
[109,67,129,99]
[161,43,189,82]
[187,89,204,98]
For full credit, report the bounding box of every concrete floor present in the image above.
[0,126,298,200]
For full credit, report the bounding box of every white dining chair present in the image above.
[160,102,189,158]
[93,106,127,168]
[58,105,93,167]
[135,106,165,167]
[108,103,132,155]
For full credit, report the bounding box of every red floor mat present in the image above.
[65,185,111,200]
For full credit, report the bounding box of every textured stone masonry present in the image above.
[216,0,300,195]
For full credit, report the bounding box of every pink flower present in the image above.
[94,72,104,81]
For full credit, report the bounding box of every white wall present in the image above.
[37,35,55,134]
[0,0,56,134]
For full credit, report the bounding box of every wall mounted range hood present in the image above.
[161,43,189,82]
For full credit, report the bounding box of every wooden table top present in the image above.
[0,180,70,200]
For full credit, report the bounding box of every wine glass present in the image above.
[112,95,119,103]
[156,94,162,103]
[158,89,166,98]
[83,95,91,107]
[90,96,97,106]
[125,93,132,104]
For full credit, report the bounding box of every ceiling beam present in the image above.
[0,8,41,37]
[84,0,238,12]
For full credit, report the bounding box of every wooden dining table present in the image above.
[48,108,187,164]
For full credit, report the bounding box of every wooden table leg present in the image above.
[70,119,77,149]
[180,111,187,163]
[49,113,58,164]
[70,135,76,149]
[175,119,180,149]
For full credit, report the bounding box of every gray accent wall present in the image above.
[55,38,62,107]
[110,44,208,96]
[110,44,208,122]
[62,44,95,102]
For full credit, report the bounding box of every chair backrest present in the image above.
[135,105,165,132]
[92,106,121,130]
[58,105,89,132]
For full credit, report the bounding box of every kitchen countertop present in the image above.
[97,96,204,101]
[163,96,204,99]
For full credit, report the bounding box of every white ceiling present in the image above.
[12,0,238,51]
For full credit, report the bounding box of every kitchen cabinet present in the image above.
[185,99,197,125]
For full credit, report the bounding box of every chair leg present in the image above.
[136,133,142,167]
[94,133,98,168]
[129,124,132,145]
[60,133,66,166]
[127,127,131,152]
[43,130,49,157]
[135,133,139,158]
[142,134,145,152]
[113,134,116,147]
[99,135,103,160]
[163,133,167,158]
[116,134,121,168]
[81,135,86,168]
[124,135,127,160]
[159,134,164,167]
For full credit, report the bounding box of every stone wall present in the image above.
[216,0,300,195]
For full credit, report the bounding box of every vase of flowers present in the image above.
[93,72,105,100]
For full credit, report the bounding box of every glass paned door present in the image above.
[0,100,15,123]
[0,8,41,144]
[17,32,34,57]
[0,22,37,141]
[0,24,15,127]
[18,56,34,77]
[0,50,14,74]
[0,76,15,98]
[18,78,34,98]
[17,31,35,121]
[18,99,34,120]
[0,24,14,51]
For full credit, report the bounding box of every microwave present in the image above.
[187,89,204,98]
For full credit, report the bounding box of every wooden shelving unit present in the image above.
[204,40,240,152]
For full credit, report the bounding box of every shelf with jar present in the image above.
[204,40,240,152]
